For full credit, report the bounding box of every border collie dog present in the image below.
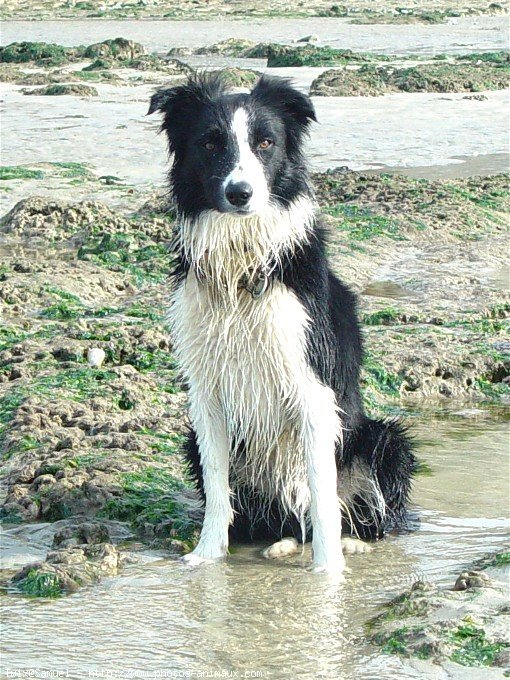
[149,74,415,575]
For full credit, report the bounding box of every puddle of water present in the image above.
[1,418,508,679]
[360,242,509,307]
[487,264,510,291]
[310,90,509,173]
[378,152,510,179]
[362,280,418,300]
[2,17,508,56]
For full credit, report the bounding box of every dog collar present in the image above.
[239,270,269,299]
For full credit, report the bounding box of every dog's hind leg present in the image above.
[262,537,300,559]
[341,537,373,554]
[340,418,416,540]
[261,536,372,560]
[182,406,233,565]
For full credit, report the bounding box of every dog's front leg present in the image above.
[183,409,232,565]
[303,386,345,576]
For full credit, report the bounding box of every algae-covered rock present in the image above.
[167,39,271,59]
[0,64,25,82]
[0,195,196,542]
[0,42,77,66]
[11,541,123,596]
[311,66,391,97]
[242,43,275,59]
[195,38,259,57]
[311,62,510,96]
[392,62,510,93]
[266,44,384,67]
[82,57,117,71]
[0,197,131,240]
[369,553,510,671]
[458,50,510,65]
[83,38,146,61]
[22,83,99,97]
[216,67,261,88]
[125,55,192,75]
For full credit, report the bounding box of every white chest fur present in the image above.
[170,272,339,519]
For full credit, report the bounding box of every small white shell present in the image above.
[87,347,106,368]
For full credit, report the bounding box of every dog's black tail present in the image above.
[340,417,417,540]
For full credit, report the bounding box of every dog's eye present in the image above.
[257,139,273,150]
[204,141,216,151]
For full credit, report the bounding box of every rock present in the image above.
[31,473,57,490]
[453,570,492,591]
[488,3,505,14]
[494,647,510,667]
[83,38,146,61]
[370,553,510,672]
[0,196,131,240]
[216,68,261,89]
[52,344,83,362]
[87,347,106,368]
[11,541,123,595]
[22,84,99,97]
[262,537,299,559]
[166,47,193,57]
[297,34,319,43]
[52,521,111,548]
[463,94,488,101]
[195,38,258,57]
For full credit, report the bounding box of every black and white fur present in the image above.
[149,74,416,575]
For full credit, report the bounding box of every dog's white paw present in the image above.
[341,537,373,555]
[181,552,216,567]
[262,537,299,559]
[309,546,347,578]
[309,563,347,581]
[181,543,227,566]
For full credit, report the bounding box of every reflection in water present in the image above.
[1,418,508,679]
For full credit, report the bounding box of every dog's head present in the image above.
[148,74,316,217]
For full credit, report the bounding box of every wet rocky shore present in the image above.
[1,15,509,679]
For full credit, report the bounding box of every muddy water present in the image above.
[2,417,508,679]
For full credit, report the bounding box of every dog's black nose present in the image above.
[225,181,253,207]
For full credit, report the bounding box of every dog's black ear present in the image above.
[148,76,223,152]
[251,75,317,129]
[147,89,174,116]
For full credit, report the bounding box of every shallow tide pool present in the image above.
[2,416,508,679]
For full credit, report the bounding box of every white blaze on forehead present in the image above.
[223,107,269,212]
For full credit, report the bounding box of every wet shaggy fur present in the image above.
[149,74,416,559]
